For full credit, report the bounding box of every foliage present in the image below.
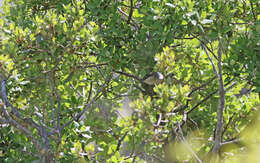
[0,0,259,162]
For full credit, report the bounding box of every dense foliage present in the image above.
[0,0,259,162]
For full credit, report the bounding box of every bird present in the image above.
[143,72,164,85]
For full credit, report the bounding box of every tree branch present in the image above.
[116,131,128,151]
[249,0,257,22]
[187,80,237,115]
[212,39,225,154]
[1,79,21,118]
[221,112,235,138]
[203,45,218,78]
[192,34,218,60]
[117,7,140,31]
[127,0,134,24]
[187,90,218,114]
[188,76,217,97]
[1,105,44,154]
[173,76,217,113]
[1,77,54,156]
[49,73,61,131]
[114,70,143,83]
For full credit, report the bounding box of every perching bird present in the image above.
[140,72,164,96]
[143,72,164,85]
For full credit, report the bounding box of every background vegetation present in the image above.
[0,0,259,162]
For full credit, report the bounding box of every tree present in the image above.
[0,0,259,162]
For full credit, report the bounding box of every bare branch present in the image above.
[21,149,41,158]
[249,0,257,21]
[96,66,105,80]
[221,112,235,138]
[221,138,242,146]
[187,117,199,130]
[1,105,44,153]
[86,81,93,104]
[220,138,245,153]
[116,131,128,151]
[117,7,140,30]
[212,39,225,154]
[1,79,21,118]
[187,90,217,114]
[191,34,218,59]
[149,154,165,163]
[114,70,143,83]
[77,62,108,69]
[1,77,55,153]
[187,80,237,114]
[203,45,218,78]
[188,76,217,97]
[173,76,217,113]
[127,0,134,24]
[156,113,162,127]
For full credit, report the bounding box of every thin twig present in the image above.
[127,0,134,24]
[192,34,218,60]
[96,66,105,80]
[156,113,162,127]
[249,0,257,21]
[86,81,93,104]
[187,117,199,130]
[188,76,217,97]
[173,76,217,113]
[221,138,242,146]
[221,113,235,138]
[117,7,140,30]
[114,70,143,83]
[203,45,218,78]
[150,154,165,163]
[187,90,217,114]
[187,80,237,114]
[116,131,128,151]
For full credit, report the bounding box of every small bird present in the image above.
[143,72,164,85]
